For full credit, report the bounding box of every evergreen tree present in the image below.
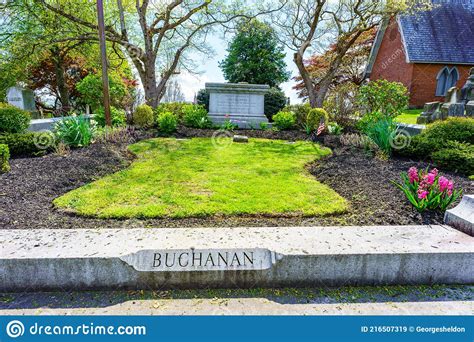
[219,19,290,87]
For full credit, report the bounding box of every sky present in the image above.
[175,33,302,104]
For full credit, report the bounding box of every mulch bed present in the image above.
[1,130,472,229]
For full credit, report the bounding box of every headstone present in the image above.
[461,67,474,103]
[466,101,474,117]
[440,87,464,118]
[444,195,474,237]
[206,83,270,129]
[6,86,36,111]
[417,102,441,124]
[233,135,249,143]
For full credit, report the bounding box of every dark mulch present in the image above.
[1,132,472,229]
[176,126,310,141]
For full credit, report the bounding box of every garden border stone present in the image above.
[444,195,474,236]
[1,225,473,291]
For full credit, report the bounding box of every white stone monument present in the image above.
[206,82,270,129]
[6,86,36,112]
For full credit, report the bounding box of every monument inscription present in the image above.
[120,248,277,272]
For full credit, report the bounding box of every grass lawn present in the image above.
[395,109,423,124]
[54,138,348,219]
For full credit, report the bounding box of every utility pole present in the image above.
[96,0,111,126]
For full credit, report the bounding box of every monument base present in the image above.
[1,225,473,291]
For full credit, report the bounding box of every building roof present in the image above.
[365,0,474,77]
[398,0,474,64]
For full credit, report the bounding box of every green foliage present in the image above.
[76,74,127,111]
[358,79,409,117]
[132,104,154,128]
[0,132,52,156]
[94,107,126,127]
[306,108,329,133]
[431,142,474,176]
[363,117,398,157]
[157,111,178,135]
[219,19,290,87]
[155,102,186,123]
[182,104,212,128]
[259,122,269,130]
[54,115,96,147]
[196,89,210,112]
[400,118,474,158]
[220,119,238,131]
[0,103,31,133]
[0,143,10,173]
[264,88,287,121]
[283,103,312,127]
[273,111,296,131]
[54,138,347,218]
[328,122,343,135]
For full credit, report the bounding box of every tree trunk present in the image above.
[294,51,318,108]
[52,49,70,111]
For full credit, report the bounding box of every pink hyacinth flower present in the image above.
[408,167,419,183]
[423,172,436,186]
[417,189,429,200]
[438,176,449,192]
[430,168,439,177]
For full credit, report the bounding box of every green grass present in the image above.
[54,138,347,219]
[395,109,423,125]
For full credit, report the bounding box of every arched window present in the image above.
[436,66,460,96]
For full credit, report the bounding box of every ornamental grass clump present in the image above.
[392,167,462,213]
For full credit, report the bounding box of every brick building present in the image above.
[365,0,474,108]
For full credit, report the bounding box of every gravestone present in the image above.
[462,68,474,117]
[206,83,270,129]
[6,86,36,111]
[441,87,464,118]
[417,101,441,124]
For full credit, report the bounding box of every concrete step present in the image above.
[1,225,473,291]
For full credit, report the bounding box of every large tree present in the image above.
[219,19,290,87]
[273,0,424,107]
[32,0,282,108]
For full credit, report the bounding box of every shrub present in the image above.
[0,132,52,156]
[0,104,31,133]
[76,73,127,111]
[54,115,96,147]
[392,167,462,212]
[399,118,474,159]
[305,108,329,133]
[155,102,186,123]
[196,89,210,112]
[157,111,178,135]
[182,104,212,128]
[272,111,296,130]
[132,104,154,128]
[324,82,360,127]
[358,79,409,117]
[283,103,311,126]
[264,88,287,121]
[94,106,126,127]
[328,122,343,135]
[0,143,10,173]
[431,142,474,176]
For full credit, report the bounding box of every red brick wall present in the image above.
[410,64,472,107]
[370,19,414,93]
[369,18,473,108]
